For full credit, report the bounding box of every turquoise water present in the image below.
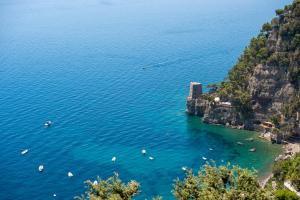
[0,0,290,199]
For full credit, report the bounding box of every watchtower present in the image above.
[188,82,202,99]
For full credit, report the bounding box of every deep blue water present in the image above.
[0,0,291,199]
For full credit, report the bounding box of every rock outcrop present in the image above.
[187,1,300,139]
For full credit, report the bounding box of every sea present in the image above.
[0,0,291,199]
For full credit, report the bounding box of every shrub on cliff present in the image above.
[217,33,268,118]
[273,153,300,191]
[215,0,300,123]
[262,23,273,33]
[288,154,300,191]
[275,189,300,200]
[270,115,281,127]
[276,9,284,16]
[282,93,300,118]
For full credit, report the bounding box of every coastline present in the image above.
[196,119,283,172]
[260,143,300,187]
[195,118,300,182]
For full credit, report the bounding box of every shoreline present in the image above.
[200,119,300,182]
[260,143,300,187]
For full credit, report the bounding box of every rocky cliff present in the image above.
[187,0,300,139]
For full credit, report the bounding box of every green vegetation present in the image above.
[216,33,268,117]
[75,176,140,200]
[282,93,300,118]
[276,9,284,16]
[77,2,300,199]
[77,162,300,200]
[214,0,300,127]
[77,157,300,199]
[262,23,273,33]
[200,93,214,101]
[270,114,281,127]
[207,83,219,94]
[275,189,299,200]
[173,162,271,200]
[273,154,300,191]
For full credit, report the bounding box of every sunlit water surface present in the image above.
[0,0,290,199]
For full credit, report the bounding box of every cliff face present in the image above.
[187,98,246,128]
[187,1,300,137]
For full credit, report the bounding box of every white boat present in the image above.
[21,149,28,155]
[38,165,44,172]
[209,148,213,151]
[202,157,207,160]
[112,156,116,162]
[181,167,187,171]
[249,148,256,152]
[44,121,52,127]
[141,149,146,155]
[149,156,154,160]
[68,172,73,177]
[53,194,56,197]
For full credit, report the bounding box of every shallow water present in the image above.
[0,0,290,199]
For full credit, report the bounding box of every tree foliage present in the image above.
[275,189,300,200]
[273,153,300,191]
[172,162,272,200]
[215,0,300,123]
[75,175,140,200]
[77,161,300,199]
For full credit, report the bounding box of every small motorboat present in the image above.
[245,138,254,142]
[44,121,52,127]
[21,149,28,155]
[149,156,154,160]
[249,148,256,152]
[202,157,207,160]
[68,172,73,177]
[141,149,146,155]
[53,194,56,197]
[237,142,244,145]
[209,148,213,151]
[38,165,44,172]
[181,167,187,171]
[112,156,116,162]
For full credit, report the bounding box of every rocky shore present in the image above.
[186,3,300,143]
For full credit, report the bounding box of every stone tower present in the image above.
[188,82,202,99]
